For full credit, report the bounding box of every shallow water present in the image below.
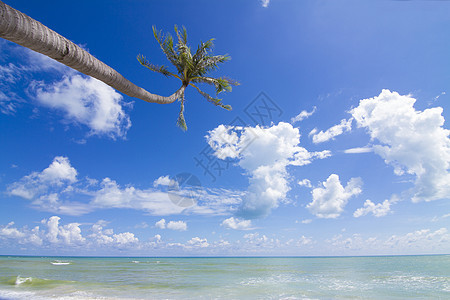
[0,255,448,299]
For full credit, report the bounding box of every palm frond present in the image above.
[152,26,183,74]
[141,26,237,131]
[174,25,188,45]
[193,39,215,63]
[191,76,240,94]
[195,55,230,76]
[137,54,176,77]
[173,25,194,78]
[191,83,232,111]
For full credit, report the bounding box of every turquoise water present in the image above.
[0,255,449,299]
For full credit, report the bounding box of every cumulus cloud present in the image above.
[0,40,132,139]
[1,216,139,250]
[8,156,77,200]
[167,221,187,231]
[7,156,242,216]
[310,118,353,144]
[221,217,253,230]
[385,228,449,250]
[0,222,42,246]
[291,106,316,124]
[186,237,209,248]
[0,222,26,239]
[351,90,450,202]
[1,216,448,255]
[307,174,362,218]
[325,227,450,255]
[153,175,171,187]
[44,216,85,245]
[155,219,166,229]
[154,219,187,231]
[353,199,391,218]
[7,156,85,215]
[298,179,312,188]
[113,232,139,246]
[206,122,331,219]
[33,75,131,139]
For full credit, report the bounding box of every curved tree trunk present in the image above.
[0,1,184,104]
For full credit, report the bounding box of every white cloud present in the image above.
[0,41,132,139]
[0,222,43,246]
[89,222,114,245]
[44,216,85,245]
[431,213,450,222]
[7,156,242,217]
[0,222,26,239]
[39,156,78,184]
[310,118,353,144]
[353,199,391,218]
[298,179,312,188]
[241,233,286,252]
[243,232,269,244]
[91,178,186,215]
[92,178,241,216]
[206,122,331,219]
[88,220,138,248]
[296,235,313,246]
[261,0,270,8]
[153,175,171,187]
[291,106,316,124]
[0,89,19,114]
[8,156,77,200]
[113,232,139,246]
[186,237,209,248]
[343,147,373,154]
[167,221,187,231]
[7,156,78,206]
[155,219,166,229]
[307,174,362,218]
[33,75,131,139]
[0,216,139,250]
[7,156,91,215]
[351,90,450,202]
[327,227,450,255]
[221,217,253,230]
[154,219,187,231]
[384,228,449,252]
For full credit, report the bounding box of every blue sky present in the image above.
[0,0,449,256]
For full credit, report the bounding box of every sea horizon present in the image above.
[1,253,449,258]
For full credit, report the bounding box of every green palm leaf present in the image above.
[137,55,176,77]
[140,26,239,130]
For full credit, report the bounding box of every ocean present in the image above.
[0,255,448,299]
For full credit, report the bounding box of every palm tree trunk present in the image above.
[0,1,184,104]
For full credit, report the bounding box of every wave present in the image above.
[0,289,40,300]
[14,276,32,286]
[130,260,161,264]
[51,260,72,265]
[5,275,75,288]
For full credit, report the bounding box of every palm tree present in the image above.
[0,1,237,130]
[138,25,238,130]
